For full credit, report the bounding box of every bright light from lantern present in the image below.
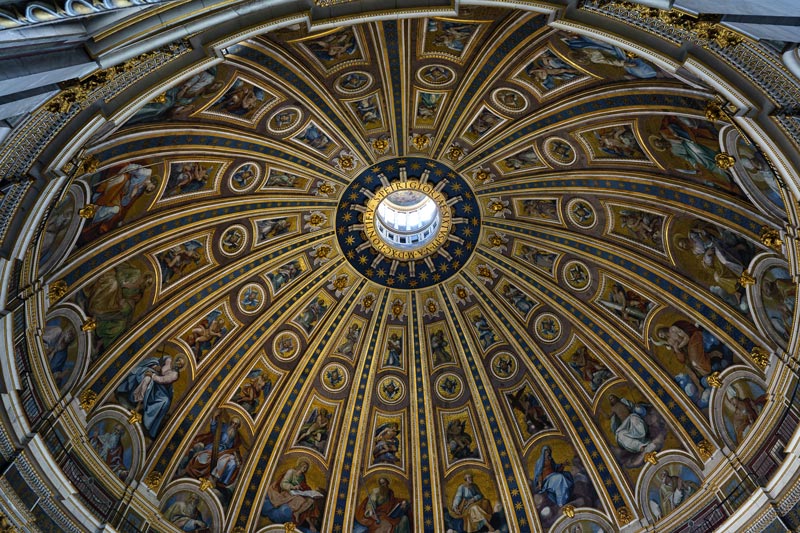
[375,190,440,249]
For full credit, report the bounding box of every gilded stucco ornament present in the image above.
[78,204,97,219]
[453,284,471,305]
[48,280,68,303]
[616,506,633,524]
[360,293,375,311]
[127,410,142,424]
[750,347,770,370]
[707,372,722,388]
[697,440,715,460]
[738,270,756,287]
[313,0,354,6]
[75,155,100,177]
[143,471,162,491]
[487,197,511,218]
[704,100,732,122]
[0,510,17,533]
[760,227,783,251]
[46,88,84,114]
[81,317,97,332]
[562,504,576,518]
[311,243,332,263]
[43,40,188,116]
[199,477,215,491]
[410,133,430,151]
[390,299,405,320]
[714,153,736,170]
[78,390,97,412]
[602,2,743,48]
[644,451,658,465]
[335,150,357,172]
[337,155,354,171]
[473,168,493,184]
[447,143,466,162]
[372,137,390,154]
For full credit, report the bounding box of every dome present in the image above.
[1,2,800,533]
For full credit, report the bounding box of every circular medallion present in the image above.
[563,260,592,292]
[566,198,597,229]
[416,64,456,87]
[334,71,373,94]
[490,352,518,380]
[534,313,562,343]
[219,224,248,256]
[491,88,528,113]
[435,373,464,401]
[267,106,303,134]
[273,331,300,361]
[377,375,405,404]
[336,157,480,289]
[543,136,577,166]
[237,283,265,315]
[322,362,349,392]
[229,162,260,192]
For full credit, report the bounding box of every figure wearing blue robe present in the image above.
[564,35,657,79]
[474,316,496,349]
[116,356,183,439]
[533,446,574,507]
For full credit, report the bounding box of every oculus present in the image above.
[335,157,480,289]
[371,182,447,255]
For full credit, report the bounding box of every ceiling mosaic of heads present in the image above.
[4,2,800,533]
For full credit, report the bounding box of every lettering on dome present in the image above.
[335,157,480,289]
